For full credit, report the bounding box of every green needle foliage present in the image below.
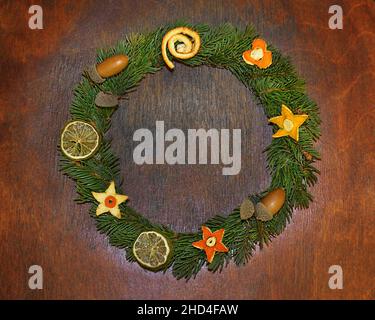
[59,22,320,280]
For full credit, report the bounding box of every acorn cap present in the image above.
[240,198,255,220]
[255,202,273,221]
[86,64,105,84]
[95,91,119,108]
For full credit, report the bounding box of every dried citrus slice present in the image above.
[60,120,100,160]
[133,231,171,270]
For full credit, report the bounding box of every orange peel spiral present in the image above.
[161,27,201,69]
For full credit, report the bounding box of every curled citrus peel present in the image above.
[161,27,201,69]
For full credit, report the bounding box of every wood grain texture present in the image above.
[0,0,374,299]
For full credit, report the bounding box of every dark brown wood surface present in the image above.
[0,0,374,299]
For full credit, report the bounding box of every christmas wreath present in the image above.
[59,22,320,280]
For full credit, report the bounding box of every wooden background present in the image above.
[0,0,374,299]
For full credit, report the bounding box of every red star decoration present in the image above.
[192,226,229,263]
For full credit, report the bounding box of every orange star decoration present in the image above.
[242,38,272,69]
[92,181,128,219]
[192,226,229,263]
[269,104,308,142]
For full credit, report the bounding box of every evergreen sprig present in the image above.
[59,22,320,280]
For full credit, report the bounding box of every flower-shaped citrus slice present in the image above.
[92,181,128,219]
[242,38,272,69]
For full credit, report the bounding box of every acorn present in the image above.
[255,188,286,221]
[87,54,129,83]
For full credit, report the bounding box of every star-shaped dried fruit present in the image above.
[192,226,229,263]
[92,181,128,219]
[269,104,308,141]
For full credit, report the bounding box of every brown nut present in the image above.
[260,188,285,215]
[255,188,286,221]
[96,54,129,78]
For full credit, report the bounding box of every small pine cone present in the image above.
[303,151,313,161]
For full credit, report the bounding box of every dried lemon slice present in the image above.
[60,120,100,160]
[133,231,171,270]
